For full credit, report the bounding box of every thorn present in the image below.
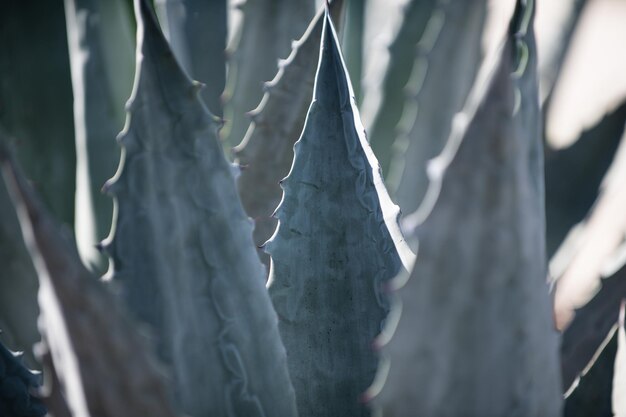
[245,110,256,122]
[212,115,225,129]
[381,280,395,294]
[371,336,384,352]
[191,80,206,93]
[101,181,111,195]
[359,390,373,404]
[262,81,274,93]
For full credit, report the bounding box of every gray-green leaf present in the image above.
[103,1,297,416]
[0,140,178,417]
[266,9,414,417]
[375,2,562,415]
[234,1,344,268]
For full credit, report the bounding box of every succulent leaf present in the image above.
[234,1,344,268]
[375,1,563,415]
[222,0,316,148]
[103,1,297,416]
[388,0,486,216]
[0,133,40,368]
[0,1,75,358]
[266,9,414,417]
[64,0,134,272]
[362,0,438,173]
[0,139,178,417]
[154,0,227,116]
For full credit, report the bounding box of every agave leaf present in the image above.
[0,136,40,368]
[374,2,563,415]
[552,127,626,329]
[64,0,134,273]
[222,0,316,148]
[154,0,227,116]
[103,1,297,416]
[0,0,75,226]
[363,0,438,176]
[233,0,344,268]
[563,324,617,417]
[0,338,46,416]
[266,10,414,417]
[561,262,626,389]
[0,140,178,417]
[388,0,486,216]
[36,342,72,417]
[545,100,626,256]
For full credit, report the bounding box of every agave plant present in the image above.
[0,0,625,415]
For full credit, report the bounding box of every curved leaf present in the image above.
[64,0,134,272]
[0,140,178,417]
[222,0,316,148]
[0,141,40,368]
[389,0,486,216]
[234,1,344,268]
[154,0,227,116]
[364,0,438,176]
[375,2,563,415]
[103,1,297,416]
[266,10,414,417]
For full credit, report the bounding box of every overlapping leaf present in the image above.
[374,2,563,415]
[102,1,297,416]
[388,0,486,216]
[155,0,226,116]
[0,140,177,417]
[266,10,414,417]
[64,0,134,272]
[234,1,343,268]
[223,0,315,148]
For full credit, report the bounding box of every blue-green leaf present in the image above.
[266,9,414,417]
[375,1,562,415]
[0,139,177,417]
[103,1,297,416]
[234,1,344,268]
